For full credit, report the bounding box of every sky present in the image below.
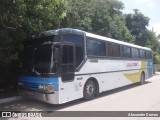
[120,0,160,36]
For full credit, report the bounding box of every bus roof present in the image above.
[39,28,84,36]
[40,28,151,51]
[85,32,151,51]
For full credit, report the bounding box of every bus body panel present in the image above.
[58,77,84,104]
[18,58,153,104]
[74,59,152,93]
[146,60,153,79]
[18,76,59,91]
[57,59,153,104]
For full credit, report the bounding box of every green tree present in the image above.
[125,9,160,63]
[63,0,135,43]
[62,0,94,31]
[125,9,150,45]
[0,0,67,71]
[91,0,135,42]
[157,34,160,39]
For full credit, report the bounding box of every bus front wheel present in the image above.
[140,72,145,85]
[83,79,96,100]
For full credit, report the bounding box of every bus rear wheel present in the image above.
[140,72,145,85]
[83,79,96,100]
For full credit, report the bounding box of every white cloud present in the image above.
[148,23,160,35]
[147,1,156,8]
[134,0,156,9]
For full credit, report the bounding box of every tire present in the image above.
[83,80,96,100]
[140,72,145,85]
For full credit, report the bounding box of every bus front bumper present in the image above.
[18,88,59,104]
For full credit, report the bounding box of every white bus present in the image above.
[18,28,153,104]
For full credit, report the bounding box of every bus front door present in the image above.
[61,45,75,81]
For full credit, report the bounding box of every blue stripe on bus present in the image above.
[19,76,59,91]
[147,60,153,79]
[147,60,153,67]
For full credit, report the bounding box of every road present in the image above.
[0,75,160,120]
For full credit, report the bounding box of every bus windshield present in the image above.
[34,45,55,73]
[22,44,58,74]
[22,35,60,74]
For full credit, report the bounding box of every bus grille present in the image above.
[23,82,38,89]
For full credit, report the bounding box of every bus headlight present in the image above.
[38,85,54,91]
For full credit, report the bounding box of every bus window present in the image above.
[87,39,97,56]
[107,43,114,57]
[87,38,106,57]
[131,48,139,58]
[75,46,84,68]
[140,50,146,59]
[63,34,84,46]
[121,46,131,58]
[97,41,106,56]
[146,51,152,59]
[114,44,120,57]
[108,43,120,57]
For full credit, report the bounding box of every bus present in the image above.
[18,28,153,104]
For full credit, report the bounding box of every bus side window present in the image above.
[87,38,106,57]
[114,44,120,57]
[121,46,131,58]
[131,48,139,58]
[87,39,97,56]
[107,43,120,57]
[108,43,114,57]
[146,51,152,59]
[140,50,146,59]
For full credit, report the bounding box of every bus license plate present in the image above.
[27,91,34,96]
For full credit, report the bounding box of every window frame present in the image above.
[63,34,84,46]
[139,49,146,59]
[146,50,152,59]
[121,45,131,58]
[61,44,75,82]
[113,44,121,58]
[75,45,85,69]
[86,36,152,60]
[131,47,140,58]
[62,33,85,71]
[86,37,107,58]
[107,42,121,58]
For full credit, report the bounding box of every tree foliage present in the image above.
[62,0,135,43]
[125,9,152,46]
[0,0,67,71]
[0,0,160,71]
[125,9,159,63]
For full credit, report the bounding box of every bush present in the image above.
[154,52,160,64]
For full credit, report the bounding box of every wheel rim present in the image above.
[85,80,95,98]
